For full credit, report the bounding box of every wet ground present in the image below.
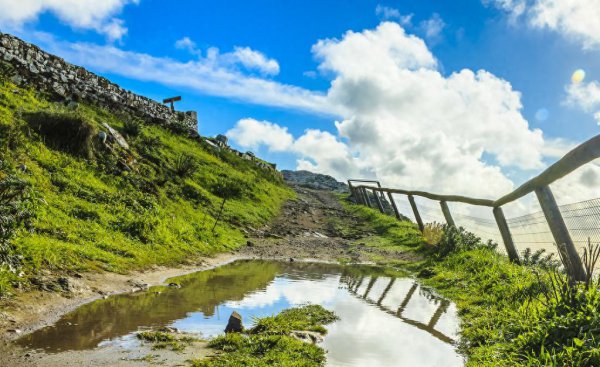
[15,260,462,367]
[1,186,439,366]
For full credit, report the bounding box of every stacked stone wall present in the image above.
[0,33,197,133]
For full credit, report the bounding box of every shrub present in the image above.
[423,222,444,245]
[521,247,560,270]
[24,111,97,159]
[431,225,497,259]
[173,154,198,178]
[122,118,143,137]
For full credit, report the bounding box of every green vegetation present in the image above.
[0,77,294,298]
[331,197,423,259]
[343,199,600,366]
[193,305,338,367]
[137,330,198,351]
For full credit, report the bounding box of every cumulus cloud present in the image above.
[487,0,600,49]
[228,22,547,201]
[565,80,600,125]
[226,118,294,151]
[0,0,138,41]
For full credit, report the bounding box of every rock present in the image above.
[246,240,254,247]
[224,311,243,333]
[7,329,21,334]
[102,122,130,150]
[168,283,181,289]
[290,330,324,344]
[281,170,349,193]
[289,258,295,263]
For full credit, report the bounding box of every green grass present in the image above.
[192,305,338,367]
[343,198,600,366]
[0,77,294,297]
[137,331,198,351]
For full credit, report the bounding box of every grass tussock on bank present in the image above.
[193,305,338,367]
[0,77,294,298]
[345,198,600,367]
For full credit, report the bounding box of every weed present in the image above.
[521,247,560,270]
[122,118,142,137]
[173,153,198,178]
[423,222,444,245]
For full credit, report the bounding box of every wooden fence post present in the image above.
[347,180,355,202]
[373,189,385,213]
[492,207,520,264]
[440,201,456,227]
[408,195,425,232]
[535,186,586,281]
[387,192,402,220]
[363,188,373,208]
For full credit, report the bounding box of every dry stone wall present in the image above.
[0,32,197,133]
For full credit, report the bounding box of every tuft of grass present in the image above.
[24,111,97,159]
[122,118,142,137]
[173,153,198,178]
[136,331,197,352]
[192,305,337,367]
[249,304,339,335]
[422,222,444,245]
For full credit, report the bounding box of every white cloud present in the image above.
[418,13,446,41]
[175,37,280,76]
[175,37,200,55]
[229,22,545,202]
[34,34,335,114]
[566,80,600,111]
[228,46,280,76]
[226,118,294,151]
[565,79,600,125]
[487,0,600,49]
[375,5,413,25]
[0,0,138,41]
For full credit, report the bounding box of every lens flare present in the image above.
[571,69,586,84]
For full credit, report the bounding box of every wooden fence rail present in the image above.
[348,133,600,282]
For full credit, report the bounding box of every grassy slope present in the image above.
[0,77,294,296]
[340,198,600,366]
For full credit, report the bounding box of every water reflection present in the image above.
[17,260,463,366]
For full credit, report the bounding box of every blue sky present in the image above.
[1,0,599,204]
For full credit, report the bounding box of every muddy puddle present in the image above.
[16,260,463,366]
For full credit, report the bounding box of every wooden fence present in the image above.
[348,133,600,282]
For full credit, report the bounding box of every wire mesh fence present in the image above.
[506,210,556,256]
[560,198,600,252]
[389,193,600,260]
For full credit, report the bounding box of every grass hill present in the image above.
[0,76,294,297]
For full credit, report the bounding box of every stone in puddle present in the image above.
[224,311,243,333]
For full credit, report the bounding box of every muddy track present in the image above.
[239,186,418,264]
[0,186,417,366]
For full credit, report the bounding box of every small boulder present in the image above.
[224,311,243,333]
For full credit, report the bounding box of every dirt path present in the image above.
[0,186,417,366]
[238,186,418,264]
